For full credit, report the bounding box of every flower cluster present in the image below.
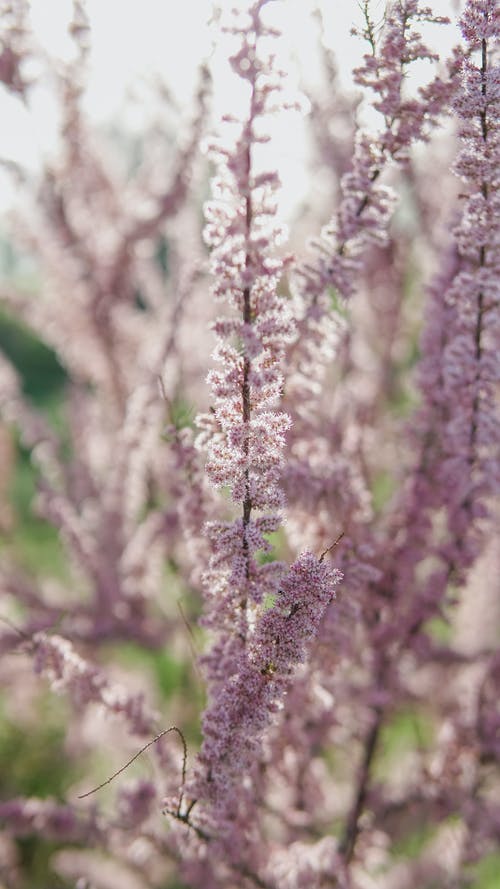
[194,554,340,828]
[405,0,500,599]
[188,1,342,854]
[288,0,454,412]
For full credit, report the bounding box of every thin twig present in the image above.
[338,710,382,862]
[319,532,345,562]
[158,374,170,411]
[0,614,30,640]
[177,598,203,687]
[77,726,187,806]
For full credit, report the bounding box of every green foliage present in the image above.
[469,852,500,889]
[0,304,70,577]
[262,592,277,610]
[376,708,434,778]
[107,642,203,746]
[391,821,435,859]
[6,447,67,578]
[388,380,418,418]
[257,527,287,565]
[15,838,72,889]
[372,469,396,513]
[0,309,66,404]
[0,694,79,800]
[109,642,189,701]
[425,615,453,644]
[163,397,196,433]
[328,287,349,320]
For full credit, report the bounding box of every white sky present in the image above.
[0,0,460,215]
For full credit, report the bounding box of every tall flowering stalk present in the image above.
[286,0,454,413]
[384,0,499,638]
[310,1,500,871]
[438,0,499,576]
[190,0,340,856]
[199,0,294,621]
[279,1,458,600]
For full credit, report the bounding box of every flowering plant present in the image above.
[0,1,498,887]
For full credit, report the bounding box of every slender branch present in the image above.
[242,140,254,588]
[319,532,345,563]
[338,709,383,862]
[77,726,187,809]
